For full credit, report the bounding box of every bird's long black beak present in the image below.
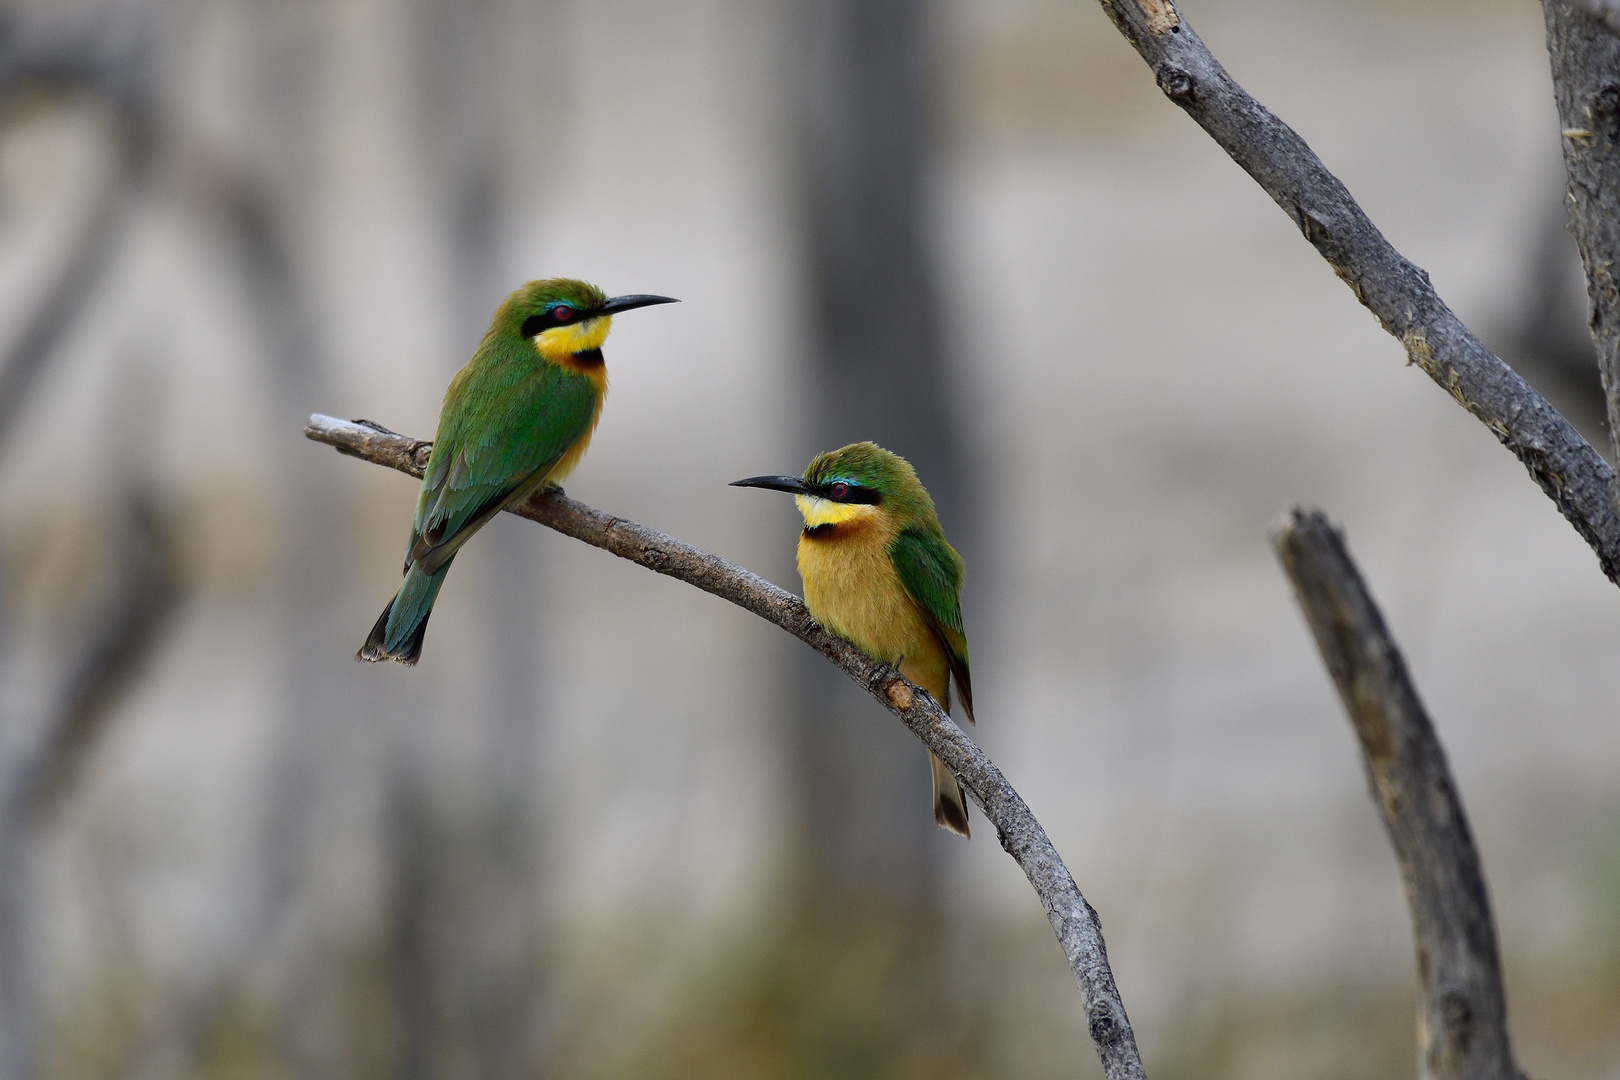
[730,475,813,495]
[598,294,679,316]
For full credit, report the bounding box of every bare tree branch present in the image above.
[1542,0,1620,464]
[1271,507,1523,1080]
[1093,0,1620,584]
[305,413,1147,1080]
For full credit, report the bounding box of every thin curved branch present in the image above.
[305,413,1147,1080]
[1272,507,1523,1080]
[1095,0,1620,584]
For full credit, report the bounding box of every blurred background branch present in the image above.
[1272,507,1523,1080]
[0,490,186,1080]
[0,7,153,449]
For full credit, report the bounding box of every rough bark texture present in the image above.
[1569,0,1620,37]
[1272,507,1524,1080]
[306,414,1147,1080]
[1094,0,1620,583]
[1544,0,1620,463]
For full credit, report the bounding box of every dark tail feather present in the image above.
[357,555,455,664]
[930,751,971,837]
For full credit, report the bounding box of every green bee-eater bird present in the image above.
[359,278,676,664]
[732,442,975,836]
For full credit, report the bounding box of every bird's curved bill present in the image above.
[598,294,679,315]
[730,475,813,494]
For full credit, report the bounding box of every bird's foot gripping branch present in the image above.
[304,413,1148,1080]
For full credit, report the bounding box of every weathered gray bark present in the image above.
[1272,507,1524,1080]
[1569,0,1620,37]
[1543,0,1620,465]
[1093,0,1620,584]
[306,413,1148,1080]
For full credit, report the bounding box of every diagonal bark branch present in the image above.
[1542,0,1620,464]
[1271,507,1523,1080]
[1094,0,1620,585]
[305,413,1147,1080]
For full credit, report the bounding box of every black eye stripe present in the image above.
[818,481,881,505]
[521,305,588,339]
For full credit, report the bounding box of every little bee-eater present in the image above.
[359,278,676,664]
[732,442,975,836]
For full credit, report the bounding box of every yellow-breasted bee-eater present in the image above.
[359,278,676,664]
[732,442,975,836]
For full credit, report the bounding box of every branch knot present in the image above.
[1590,83,1620,140]
[1155,63,1196,105]
[1088,1008,1120,1045]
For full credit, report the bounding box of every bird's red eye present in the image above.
[829,482,849,500]
[553,305,573,322]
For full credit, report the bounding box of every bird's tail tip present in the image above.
[930,751,971,838]
[355,595,429,665]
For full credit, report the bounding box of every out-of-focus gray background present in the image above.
[0,0,1615,1077]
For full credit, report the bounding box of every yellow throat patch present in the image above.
[794,495,880,530]
[535,315,612,363]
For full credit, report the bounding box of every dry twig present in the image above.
[305,413,1147,1080]
[1272,507,1524,1080]
[1094,0,1620,583]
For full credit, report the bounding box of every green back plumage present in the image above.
[804,442,974,720]
[409,279,606,569]
[360,276,682,665]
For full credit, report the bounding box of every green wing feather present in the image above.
[889,524,974,723]
[409,357,597,574]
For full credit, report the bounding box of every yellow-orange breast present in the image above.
[795,507,951,706]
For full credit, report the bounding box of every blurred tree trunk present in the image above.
[791,0,965,905]
[776,0,973,1066]
[394,0,564,1075]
